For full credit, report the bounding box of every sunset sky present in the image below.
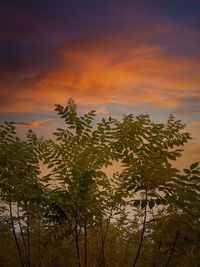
[0,0,199,168]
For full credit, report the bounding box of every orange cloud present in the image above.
[95,107,109,115]
[1,26,200,112]
[32,45,199,108]
[15,118,53,127]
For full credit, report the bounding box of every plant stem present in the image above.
[74,215,81,267]
[164,231,179,267]
[132,189,148,267]
[96,208,113,267]
[8,197,25,267]
[17,205,29,265]
[84,221,88,267]
[26,206,31,267]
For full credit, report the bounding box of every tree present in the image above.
[40,99,121,267]
[0,122,44,267]
[0,100,199,267]
[114,114,192,267]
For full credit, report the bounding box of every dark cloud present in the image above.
[0,94,13,106]
[0,38,68,93]
[1,0,199,77]
[0,41,33,73]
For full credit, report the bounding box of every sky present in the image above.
[0,0,200,168]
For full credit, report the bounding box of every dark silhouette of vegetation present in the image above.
[0,99,200,267]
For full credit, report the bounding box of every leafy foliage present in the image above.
[0,100,199,267]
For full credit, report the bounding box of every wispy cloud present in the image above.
[15,118,53,127]
[95,107,109,115]
[174,96,200,115]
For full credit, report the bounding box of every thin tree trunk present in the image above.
[84,222,88,267]
[96,211,112,267]
[74,216,81,267]
[164,231,179,267]
[132,189,148,267]
[100,222,106,267]
[8,198,25,267]
[17,206,29,265]
[38,218,42,267]
[26,207,31,267]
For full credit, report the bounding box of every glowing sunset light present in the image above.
[15,119,53,127]
[0,0,199,169]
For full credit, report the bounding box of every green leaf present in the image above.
[191,170,200,175]
[149,200,155,209]
[155,199,162,205]
[127,184,135,191]
[190,162,199,170]
[133,200,140,207]
[141,200,147,208]
[48,163,54,169]
[183,169,190,175]
[167,153,176,160]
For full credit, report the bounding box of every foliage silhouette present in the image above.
[0,99,199,267]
